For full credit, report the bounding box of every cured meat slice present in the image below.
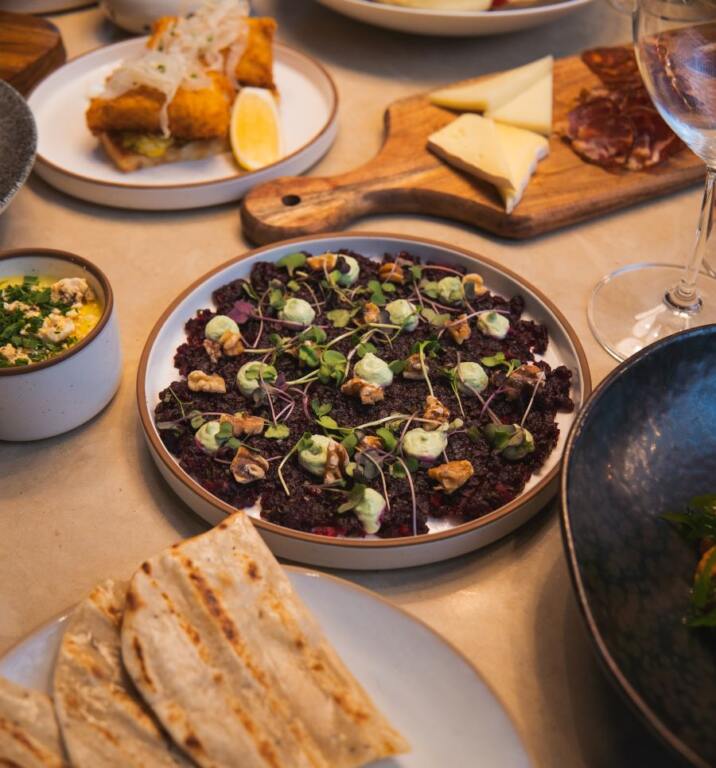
[564,45,685,170]
[566,97,634,167]
[582,46,642,88]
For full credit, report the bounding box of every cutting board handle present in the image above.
[240,164,401,244]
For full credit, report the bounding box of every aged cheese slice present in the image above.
[486,73,553,136]
[429,55,553,113]
[427,114,515,190]
[494,121,549,213]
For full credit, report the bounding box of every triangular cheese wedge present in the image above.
[427,114,515,191]
[486,73,553,136]
[494,122,549,213]
[429,55,553,113]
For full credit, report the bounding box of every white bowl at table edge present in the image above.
[0,249,121,442]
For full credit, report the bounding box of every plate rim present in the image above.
[316,0,594,21]
[559,324,715,768]
[136,230,592,550]
[27,37,339,192]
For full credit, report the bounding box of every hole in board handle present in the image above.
[282,195,301,207]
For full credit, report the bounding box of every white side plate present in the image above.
[137,233,590,570]
[27,38,338,210]
[315,0,594,36]
[0,568,531,767]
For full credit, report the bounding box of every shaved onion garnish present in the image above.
[101,0,250,135]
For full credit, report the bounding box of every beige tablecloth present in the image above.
[0,3,692,765]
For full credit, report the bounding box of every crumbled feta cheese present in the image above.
[51,277,94,305]
[38,314,75,343]
[0,343,29,364]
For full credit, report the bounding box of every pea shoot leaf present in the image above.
[277,252,307,275]
[265,424,290,439]
[327,309,351,328]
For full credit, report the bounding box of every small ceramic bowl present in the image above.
[100,0,203,34]
[0,249,122,441]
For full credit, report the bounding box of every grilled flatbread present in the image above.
[52,579,193,768]
[0,676,66,768]
[121,512,410,768]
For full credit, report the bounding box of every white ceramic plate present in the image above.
[27,38,338,210]
[137,233,591,570]
[315,0,594,36]
[0,567,530,767]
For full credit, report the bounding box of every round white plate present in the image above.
[0,567,530,767]
[315,0,594,36]
[27,38,338,210]
[137,233,591,570]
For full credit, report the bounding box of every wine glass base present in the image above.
[588,262,716,362]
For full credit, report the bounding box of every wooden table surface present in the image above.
[0,3,695,766]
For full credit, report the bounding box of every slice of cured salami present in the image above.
[564,46,685,171]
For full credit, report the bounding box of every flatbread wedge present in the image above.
[121,512,410,768]
[0,676,66,768]
[52,579,193,768]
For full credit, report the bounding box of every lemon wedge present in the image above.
[230,87,281,172]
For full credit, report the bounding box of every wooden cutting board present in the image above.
[240,54,705,245]
[0,11,66,96]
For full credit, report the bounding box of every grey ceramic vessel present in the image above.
[562,324,716,768]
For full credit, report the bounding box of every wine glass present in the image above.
[589,0,716,361]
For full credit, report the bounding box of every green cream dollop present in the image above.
[437,276,464,304]
[337,255,360,286]
[280,298,315,326]
[298,434,337,477]
[195,421,221,453]
[237,361,277,396]
[353,488,386,534]
[204,314,240,341]
[402,427,447,463]
[386,299,418,331]
[353,352,393,387]
[454,361,488,393]
[477,310,510,339]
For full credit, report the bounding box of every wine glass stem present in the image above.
[667,167,716,311]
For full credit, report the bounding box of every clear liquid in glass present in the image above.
[637,23,716,162]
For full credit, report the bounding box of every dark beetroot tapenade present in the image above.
[154,249,574,539]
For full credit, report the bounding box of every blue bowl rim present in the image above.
[560,323,716,768]
[0,80,37,211]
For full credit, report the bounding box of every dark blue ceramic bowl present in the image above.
[0,81,37,215]
[561,325,716,768]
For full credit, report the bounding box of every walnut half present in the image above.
[378,262,405,284]
[220,412,264,437]
[403,353,426,380]
[324,441,350,485]
[306,253,337,271]
[362,301,381,325]
[423,395,450,429]
[220,330,244,357]
[340,377,385,405]
[187,370,226,393]
[428,460,474,494]
[447,314,471,345]
[231,447,269,484]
